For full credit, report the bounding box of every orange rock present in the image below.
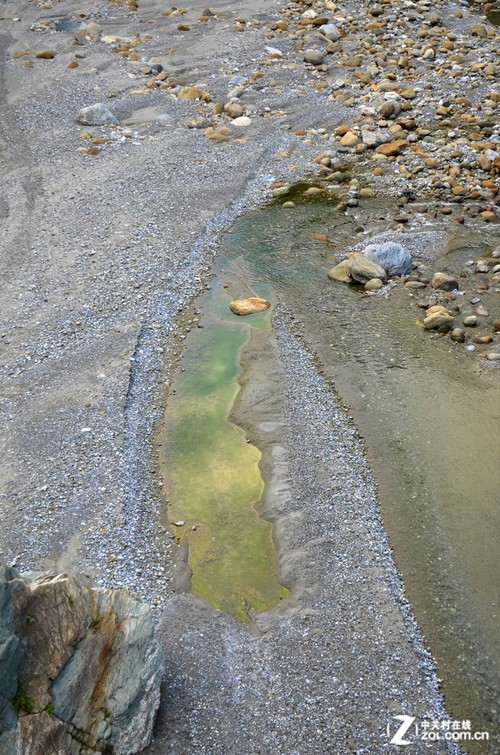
[334,125,351,136]
[374,139,408,156]
[178,86,201,99]
[229,297,270,316]
[309,232,330,242]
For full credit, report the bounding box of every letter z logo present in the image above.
[388,715,417,745]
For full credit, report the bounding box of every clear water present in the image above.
[213,198,500,747]
[160,193,499,747]
[160,275,288,622]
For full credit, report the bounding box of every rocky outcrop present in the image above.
[0,567,164,754]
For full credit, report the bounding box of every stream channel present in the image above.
[159,194,500,748]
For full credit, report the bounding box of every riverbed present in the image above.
[158,194,499,750]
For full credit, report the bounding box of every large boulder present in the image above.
[0,568,164,754]
[347,254,387,283]
[363,242,412,276]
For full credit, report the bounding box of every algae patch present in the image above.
[161,274,287,622]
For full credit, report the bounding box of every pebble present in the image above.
[473,335,493,344]
[451,328,465,342]
[178,86,201,100]
[319,23,340,42]
[339,131,360,147]
[224,101,244,118]
[231,116,251,127]
[431,272,459,292]
[374,140,408,157]
[463,315,478,327]
[303,49,324,66]
[365,278,383,292]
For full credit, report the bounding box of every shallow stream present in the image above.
[160,195,500,746]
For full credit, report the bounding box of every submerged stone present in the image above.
[229,297,270,315]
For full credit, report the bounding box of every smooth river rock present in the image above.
[347,255,387,283]
[431,272,459,291]
[77,103,119,126]
[229,297,270,315]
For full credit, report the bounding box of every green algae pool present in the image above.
[161,270,287,622]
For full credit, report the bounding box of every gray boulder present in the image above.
[363,242,412,276]
[77,103,119,126]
